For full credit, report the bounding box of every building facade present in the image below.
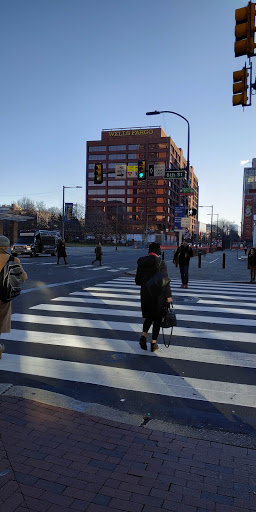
[86,127,198,242]
[242,158,256,243]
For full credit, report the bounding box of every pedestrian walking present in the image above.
[135,242,172,352]
[243,242,248,255]
[173,239,193,288]
[0,236,27,358]
[56,239,67,264]
[92,242,102,266]
[248,247,256,282]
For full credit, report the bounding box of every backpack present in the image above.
[0,255,23,303]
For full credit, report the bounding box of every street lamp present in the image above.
[146,110,190,246]
[146,110,190,175]
[207,213,219,238]
[62,186,82,239]
[198,205,213,245]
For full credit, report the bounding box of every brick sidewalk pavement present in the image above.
[1,395,256,512]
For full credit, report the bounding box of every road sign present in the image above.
[127,165,138,178]
[165,170,186,179]
[154,164,165,177]
[148,164,154,177]
[174,205,185,230]
[180,187,195,196]
[115,164,126,179]
[181,217,191,228]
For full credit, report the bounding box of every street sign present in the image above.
[148,164,154,177]
[115,164,126,179]
[127,165,138,178]
[154,164,165,177]
[165,170,186,179]
[179,187,195,196]
[181,217,191,228]
[174,205,185,230]
[195,222,199,234]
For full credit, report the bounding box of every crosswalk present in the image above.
[21,261,129,273]
[1,277,256,410]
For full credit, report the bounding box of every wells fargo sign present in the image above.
[107,129,154,137]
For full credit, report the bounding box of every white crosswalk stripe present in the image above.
[1,277,256,409]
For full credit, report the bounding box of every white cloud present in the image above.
[240,160,250,166]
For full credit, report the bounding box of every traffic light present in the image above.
[138,160,146,180]
[189,208,197,216]
[94,163,103,184]
[233,67,249,105]
[234,2,256,57]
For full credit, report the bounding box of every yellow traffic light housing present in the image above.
[138,160,146,180]
[94,163,103,184]
[234,2,256,57]
[233,67,249,105]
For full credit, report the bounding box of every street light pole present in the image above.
[62,185,82,240]
[199,205,214,245]
[146,110,190,175]
[146,110,190,247]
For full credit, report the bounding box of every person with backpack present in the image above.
[92,242,102,266]
[173,239,193,288]
[0,236,27,356]
[135,242,172,352]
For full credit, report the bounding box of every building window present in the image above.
[107,163,126,168]
[88,146,106,152]
[88,154,106,160]
[88,189,105,195]
[108,189,125,195]
[108,154,126,160]
[108,180,125,186]
[109,145,126,151]
[88,163,106,169]
[128,153,139,159]
[128,144,145,150]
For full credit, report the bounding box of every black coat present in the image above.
[173,244,193,266]
[248,249,256,267]
[135,255,172,319]
[57,242,66,257]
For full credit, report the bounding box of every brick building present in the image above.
[86,127,198,242]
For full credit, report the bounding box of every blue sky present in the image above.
[1,0,255,227]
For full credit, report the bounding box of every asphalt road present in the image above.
[0,246,255,438]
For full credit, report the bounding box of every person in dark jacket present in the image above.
[92,242,102,266]
[248,247,256,282]
[173,239,193,288]
[57,239,67,264]
[135,242,172,352]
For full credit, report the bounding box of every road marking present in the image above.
[2,328,256,367]
[1,353,256,407]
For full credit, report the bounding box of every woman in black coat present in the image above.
[248,247,256,282]
[135,242,172,352]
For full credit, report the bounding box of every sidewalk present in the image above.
[1,389,256,512]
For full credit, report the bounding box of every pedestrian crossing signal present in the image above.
[94,163,103,184]
[138,160,146,180]
[189,208,197,216]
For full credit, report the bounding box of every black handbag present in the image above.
[161,304,177,328]
[161,303,177,347]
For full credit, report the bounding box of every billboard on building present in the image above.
[243,195,253,241]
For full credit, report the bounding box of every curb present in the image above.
[1,384,256,449]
